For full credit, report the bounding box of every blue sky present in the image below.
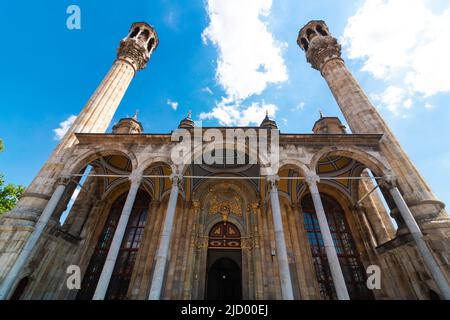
[0,0,449,206]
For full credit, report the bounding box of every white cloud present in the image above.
[53,115,76,140]
[291,101,305,112]
[167,99,179,111]
[343,0,450,114]
[200,100,277,126]
[202,0,288,101]
[202,87,214,95]
[164,10,180,30]
[374,85,407,115]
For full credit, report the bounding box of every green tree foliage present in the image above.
[0,175,25,214]
[0,139,25,214]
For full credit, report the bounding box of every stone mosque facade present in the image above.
[0,21,449,300]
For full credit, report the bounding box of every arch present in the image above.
[278,159,311,177]
[129,27,140,38]
[141,160,174,202]
[306,28,315,40]
[206,221,243,300]
[301,37,309,51]
[138,29,150,42]
[65,149,138,176]
[310,146,391,178]
[181,140,267,176]
[316,25,328,36]
[147,38,155,51]
[10,276,30,300]
[262,161,311,206]
[208,221,241,249]
[99,178,153,202]
[137,156,174,174]
[203,205,247,238]
[193,174,259,208]
[206,258,242,300]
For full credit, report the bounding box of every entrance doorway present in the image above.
[207,257,242,300]
[205,221,242,300]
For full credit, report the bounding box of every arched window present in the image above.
[76,190,150,300]
[306,28,315,40]
[316,25,328,36]
[138,29,150,42]
[10,276,30,300]
[147,38,155,52]
[301,194,373,300]
[129,27,140,38]
[301,38,309,51]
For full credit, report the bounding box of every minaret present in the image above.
[297,21,448,225]
[57,22,158,148]
[8,22,158,218]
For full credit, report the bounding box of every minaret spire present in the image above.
[8,22,159,221]
[133,109,140,120]
[298,20,450,299]
[297,20,441,218]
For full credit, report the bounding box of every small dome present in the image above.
[112,111,143,134]
[260,111,278,129]
[178,111,195,128]
[312,111,346,134]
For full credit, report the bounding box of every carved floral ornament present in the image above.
[207,188,243,221]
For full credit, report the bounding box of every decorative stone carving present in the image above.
[306,36,342,72]
[207,188,242,217]
[117,22,158,72]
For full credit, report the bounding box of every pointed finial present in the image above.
[266,109,269,117]
[133,109,139,120]
[187,110,192,119]
[319,110,324,118]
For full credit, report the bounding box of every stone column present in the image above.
[0,177,69,300]
[306,174,350,300]
[8,22,159,219]
[92,174,142,300]
[148,175,180,300]
[250,202,264,300]
[389,186,450,299]
[297,21,447,223]
[183,200,200,300]
[267,176,294,300]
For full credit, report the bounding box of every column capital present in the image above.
[169,173,183,186]
[305,173,320,186]
[128,172,143,186]
[250,202,260,210]
[266,175,280,189]
[191,200,201,211]
[56,175,72,187]
[380,172,397,189]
